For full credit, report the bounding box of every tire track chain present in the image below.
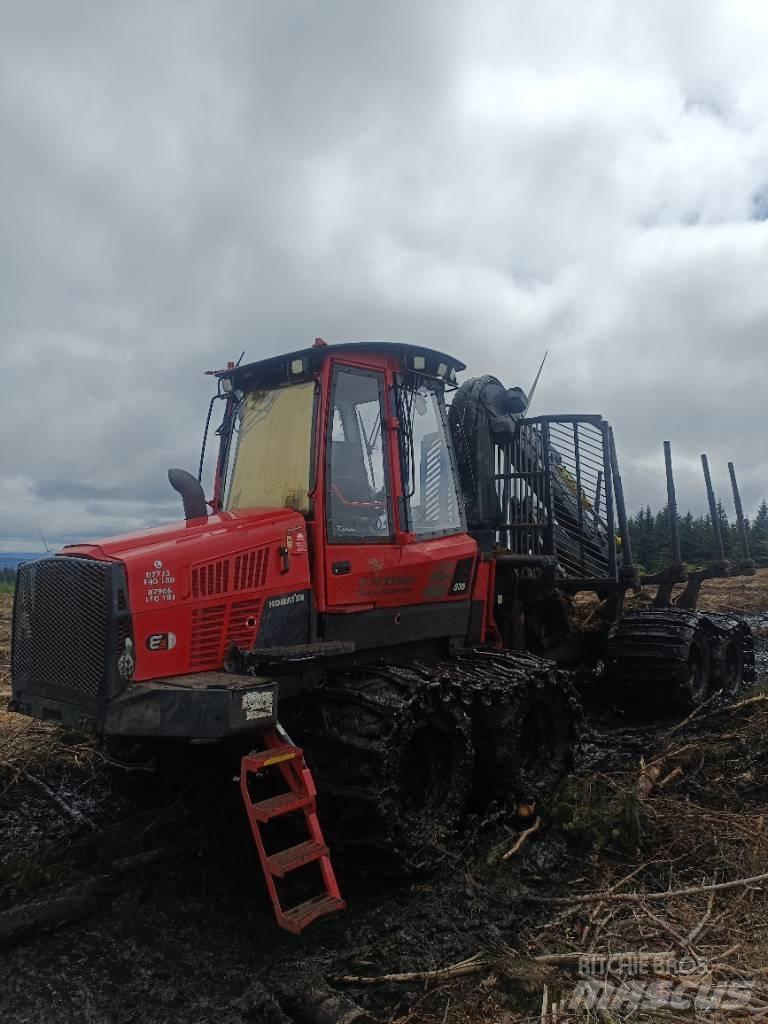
[607,608,755,700]
[291,649,577,872]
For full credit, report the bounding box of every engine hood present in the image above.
[60,507,312,682]
[61,507,302,565]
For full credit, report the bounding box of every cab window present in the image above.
[399,379,463,537]
[327,367,392,542]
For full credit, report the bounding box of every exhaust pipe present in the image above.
[168,468,208,521]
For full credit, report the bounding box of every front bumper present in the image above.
[10,673,278,740]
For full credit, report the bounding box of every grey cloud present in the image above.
[1,0,767,553]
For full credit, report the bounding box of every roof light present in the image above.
[290,358,305,375]
[221,378,233,393]
[437,362,448,377]
[413,355,426,370]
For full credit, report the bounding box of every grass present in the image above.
[0,581,14,595]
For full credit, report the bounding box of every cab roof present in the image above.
[216,340,466,390]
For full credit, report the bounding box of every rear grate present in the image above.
[12,557,115,701]
[496,416,616,580]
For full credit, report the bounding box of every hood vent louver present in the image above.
[191,547,269,599]
[234,549,269,591]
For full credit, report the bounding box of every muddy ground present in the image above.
[2,575,768,1023]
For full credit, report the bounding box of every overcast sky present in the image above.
[1,1,767,551]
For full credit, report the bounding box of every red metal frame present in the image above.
[240,728,345,934]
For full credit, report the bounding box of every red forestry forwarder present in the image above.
[10,340,756,932]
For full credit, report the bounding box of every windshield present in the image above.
[224,382,316,512]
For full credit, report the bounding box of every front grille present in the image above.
[12,556,129,705]
[189,603,227,669]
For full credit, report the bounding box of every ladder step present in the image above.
[249,790,314,822]
[244,743,301,770]
[267,839,329,878]
[279,894,346,934]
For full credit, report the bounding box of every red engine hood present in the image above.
[61,507,302,565]
[60,507,311,682]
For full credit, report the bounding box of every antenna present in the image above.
[525,351,548,414]
[38,529,51,553]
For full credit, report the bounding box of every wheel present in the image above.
[471,659,575,806]
[719,636,745,698]
[708,621,751,699]
[683,628,712,706]
[284,668,474,873]
[606,609,717,713]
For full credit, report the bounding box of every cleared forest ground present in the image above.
[1,577,768,1024]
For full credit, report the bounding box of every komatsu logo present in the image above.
[267,592,306,609]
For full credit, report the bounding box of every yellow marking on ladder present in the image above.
[263,751,297,766]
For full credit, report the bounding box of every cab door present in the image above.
[393,375,478,608]
[322,362,477,630]
[323,362,405,608]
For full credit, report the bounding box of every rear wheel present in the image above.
[707,618,754,699]
[684,630,712,705]
[719,637,745,697]
[606,609,719,712]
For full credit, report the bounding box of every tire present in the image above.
[606,610,716,713]
[471,660,574,806]
[284,668,474,873]
[717,636,745,698]
[706,618,753,699]
[682,628,712,706]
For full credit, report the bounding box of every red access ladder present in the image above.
[240,726,345,934]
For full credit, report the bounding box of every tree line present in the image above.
[0,567,17,585]
[628,500,768,572]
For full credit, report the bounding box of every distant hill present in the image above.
[0,553,44,570]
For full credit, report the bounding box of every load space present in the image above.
[8,339,759,933]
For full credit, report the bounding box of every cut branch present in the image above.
[502,817,541,861]
[538,871,768,906]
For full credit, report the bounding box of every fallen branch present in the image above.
[0,878,108,947]
[667,692,719,736]
[0,761,95,830]
[686,890,716,946]
[0,845,191,949]
[538,870,768,906]
[502,817,541,861]
[637,759,662,799]
[335,953,487,985]
[110,847,176,874]
[657,766,684,790]
[335,948,684,986]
